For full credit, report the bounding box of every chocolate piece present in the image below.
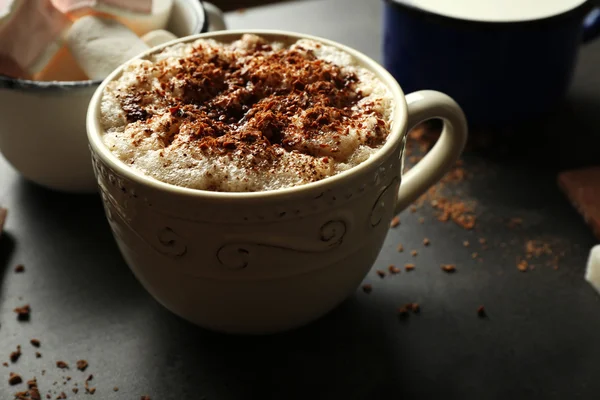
[10,345,22,362]
[558,167,600,239]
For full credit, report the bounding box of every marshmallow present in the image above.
[0,0,71,78]
[55,0,173,36]
[586,245,600,295]
[141,29,178,47]
[34,45,88,81]
[66,15,149,80]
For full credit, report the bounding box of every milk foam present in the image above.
[100,34,394,192]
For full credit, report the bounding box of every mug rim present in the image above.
[87,29,408,201]
[0,0,207,91]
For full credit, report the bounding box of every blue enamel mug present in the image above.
[383,0,600,127]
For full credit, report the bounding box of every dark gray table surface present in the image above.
[2,1,600,399]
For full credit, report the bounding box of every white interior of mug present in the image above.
[87,29,408,200]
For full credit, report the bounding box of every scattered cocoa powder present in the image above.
[441,264,456,273]
[410,250,418,257]
[396,244,404,252]
[0,207,6,236]
[376,270,386,278]
[56,392,66,399]
[477,305,486,318]
[407,303,420,313]
[10,345,22,362]
[14,304,31,321]
[76,360,88,371]
[9,372,22,385]
[56,361,68,369]
[397,306,409,317]
[141,396,151,400]
[390,216,400,228]
[361,284,372,293]
[388,265,401,274]
[517,259,528,272]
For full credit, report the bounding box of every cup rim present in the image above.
[0,0,206,91]
[87,29,408,200]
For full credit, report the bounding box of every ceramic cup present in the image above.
[87,30,468,335]
[383,0,600,127]
[0,0,226,193]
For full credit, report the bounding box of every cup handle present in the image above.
[394,90,468,214]
[203,1,227,31]
[583,7,600,43]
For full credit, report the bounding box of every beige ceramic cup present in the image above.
[87,30,468,334]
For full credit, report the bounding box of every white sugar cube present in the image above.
[585,245,600,294]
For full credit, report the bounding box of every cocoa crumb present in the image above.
[3,362,8,367]
[388,265,401,274]
[507,217,523,228]
[141,396,151,400]
[517,259,528,272]
[10,345,22,362]
[361,284,372,293]
[9,372,22,385]
[471,252,478,259]
[57,392,66,399]
[423,238,430,246]
[397,306,409,317]
[410,250,418,257]
[14,264,25,273]
[409,205,417,213]
[56,361,68,369]
[14,304,31,321]
[30,339,41,348]
[441,264,456,273]
[418,217,425,224]
[113,387,119,392]
[404,263,415,271]
[390,216,400,228]
[0,207,6,235]
[76,360,88,371]
[72,388,78,394]
[477,305,486,318]
[463,240,470,247]
[479,238,487,245]
[376,270,386,278]
[396,244,404,252]
[407,303,420,313]
[35,352,42,358]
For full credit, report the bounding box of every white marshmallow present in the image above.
[66,16,149,80]
[586,245,600,295]
[0,0,71,77]
[34,45,89,82]
[59,0,173,36]
[141,29,178,47]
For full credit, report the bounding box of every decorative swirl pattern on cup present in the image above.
[216,219,348,270]
[369,176,400,227]
[152,227,188,257]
